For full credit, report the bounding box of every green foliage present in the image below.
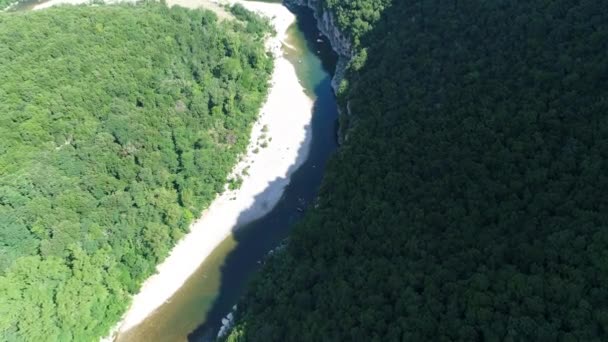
[322,0,391,47]
[0,0,15,10]
[230,0,608,340]
[228,176,243,191]
[0,3,272,341]
[230,3,275,37]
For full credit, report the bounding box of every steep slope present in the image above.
[228,0,608,340]
[0,4,272,341]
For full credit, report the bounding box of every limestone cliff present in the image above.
[284,0,353,143]
[284,0,352,88]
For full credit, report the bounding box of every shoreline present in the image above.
[30,0,312,340]
[115,0,313,337]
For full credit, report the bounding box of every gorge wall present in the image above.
[284,0,352,87]
[284,0,353,143]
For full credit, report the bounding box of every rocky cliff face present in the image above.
[284,0,352,91]
[284,0,353,143]
[284,0,352,56]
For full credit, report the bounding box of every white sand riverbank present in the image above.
[116,1,312,336]
[32,0,312,340]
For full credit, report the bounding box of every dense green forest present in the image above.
[321,0,390,47]
[228,0,608,341]
[0,3,272,341]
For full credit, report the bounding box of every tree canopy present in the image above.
[228,0,608,341]
[0,3,272,341]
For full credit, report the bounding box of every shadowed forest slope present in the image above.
[0,4,273,341]
[227,0,608,341]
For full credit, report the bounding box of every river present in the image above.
[113,4,339,342]
[10,0,338,339]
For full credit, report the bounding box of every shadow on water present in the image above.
[187,6,339,341]
[114,5,339,342]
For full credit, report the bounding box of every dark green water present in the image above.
[113,4,339,342]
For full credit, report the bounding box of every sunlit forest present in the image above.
[0,3,272,340]
[228,0,608,340]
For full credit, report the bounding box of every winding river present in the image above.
[116,4,339,342]
[12,0,338,340]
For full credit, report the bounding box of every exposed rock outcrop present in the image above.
[217,306,237,339]
[284,0,352,92]
[284,0,354,143]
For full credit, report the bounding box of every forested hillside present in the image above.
[0,3,272,340]
[228,0,608,340]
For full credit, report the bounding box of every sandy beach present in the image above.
[116,1,312,336]
[32,0,311,340]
